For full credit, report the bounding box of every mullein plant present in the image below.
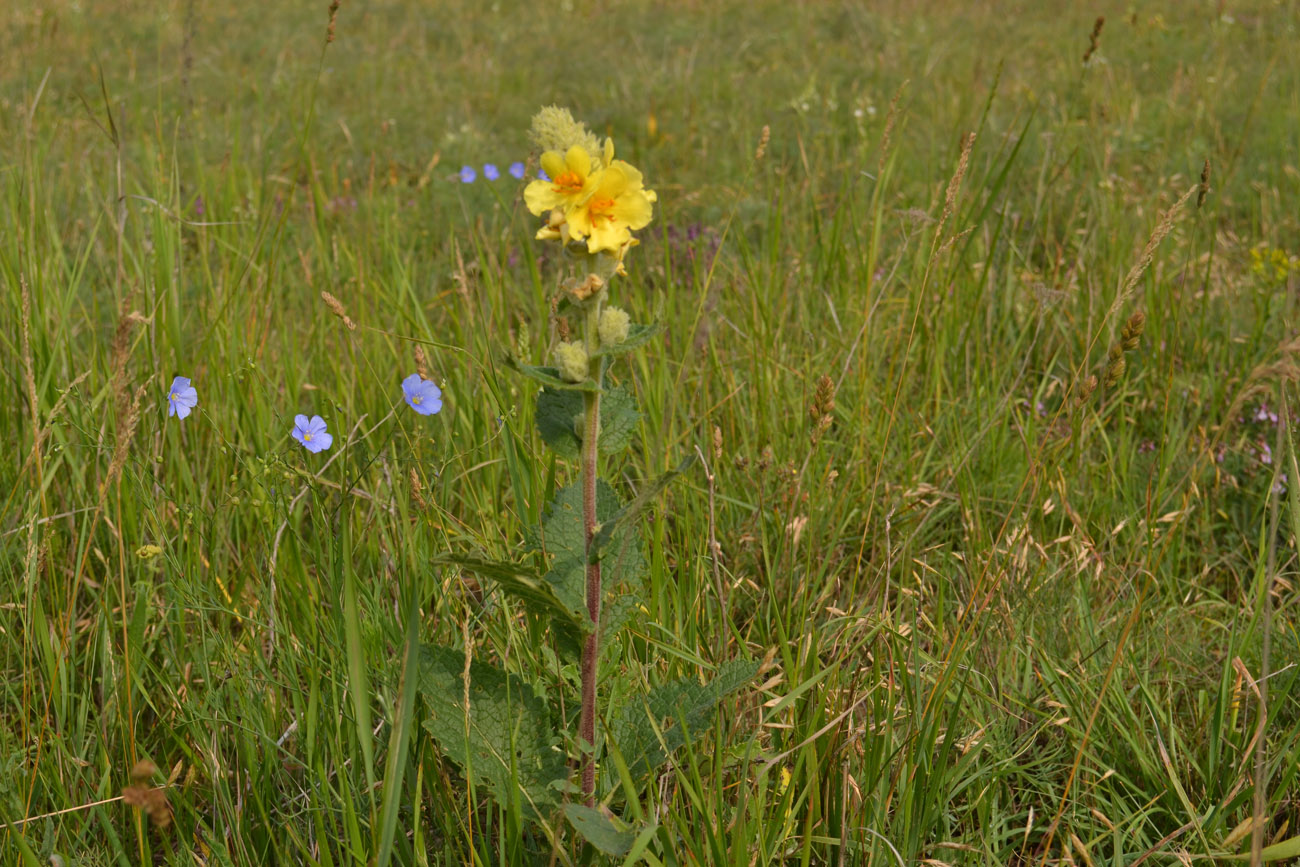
[421,108,753,844]
[523,107,658,804]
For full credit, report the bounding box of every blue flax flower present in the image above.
[402,374,443,416]
[509,161,525,180]
[537,167,550,182]
[459,165,477,183]
[483,163,500,181]
[292,415,333,453]
[167,376,198,419]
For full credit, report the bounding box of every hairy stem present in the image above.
[579,295,604,805]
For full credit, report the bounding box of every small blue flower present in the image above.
[402,374,443,416]
[459,165,477,183]
[483,163,500,181]
[292,414,333,453]
[167,376,198,419]
[537,167,550,182]
[509,161,525,180]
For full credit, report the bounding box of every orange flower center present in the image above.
[587,197,616,224]
[553,171,584,195]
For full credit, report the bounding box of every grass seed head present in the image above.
[326,0,340,43]
[1104,351,1127,388]
[1076,373,1099,407]
[320,290,356,330]
[754,124,770,162]
[1121,310,1146,351]
[122,760,172,828]
[1083,16,1105,64]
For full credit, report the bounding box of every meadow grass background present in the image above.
[4,0,1300,863]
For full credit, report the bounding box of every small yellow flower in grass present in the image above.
[524,145,600,221]
[554,341,589,383]
[566,157,657,254]
[135,544,163,560]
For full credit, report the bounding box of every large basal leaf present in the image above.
[563,804,638,856]
[431,554,589,658]
[540,480,647,620]
[611,659,759,782]
[536,384,639,460]
[418,644,569,819]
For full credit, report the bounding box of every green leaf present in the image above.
[536,385,640,460]
[417,644,568,819]
[536,388,585,459]
[595,322,664,358]
[563,804,638,856]
[611,659,759,782]
[1222,833,1300,861]
[597,386,641,456]
[592,456,696,558]
[599,591,642,659]
[1284,389,1300,550]
[541,481,647,618]
[432,554,589,657]
[504,356,600,391]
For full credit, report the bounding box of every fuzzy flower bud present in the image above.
[598,306,631,347]
[528,106,602,159]
[554,341,589,383]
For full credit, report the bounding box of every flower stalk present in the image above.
[579,293,604,803]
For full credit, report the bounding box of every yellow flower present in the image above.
[524,145,600,218]
[566,159,657,254]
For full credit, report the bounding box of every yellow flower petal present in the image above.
[539,150,568,178]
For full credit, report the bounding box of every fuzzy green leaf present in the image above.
[541,481,647,619]
[417,644,568,819]
[536,385,639,460]
[595,322,663,358]
[535,388,586,459]
[504,355,601,391]
[611,659,759,782]
[591,456,695,558]
[431,554,589,657]
[598,591,642,659]
[563,804,637,856]
[597,386,641,455]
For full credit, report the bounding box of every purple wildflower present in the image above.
[292,415,333,453]
[167,376,198,419]
[401,374,443,416]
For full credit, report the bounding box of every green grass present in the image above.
[4,0,1300,863]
